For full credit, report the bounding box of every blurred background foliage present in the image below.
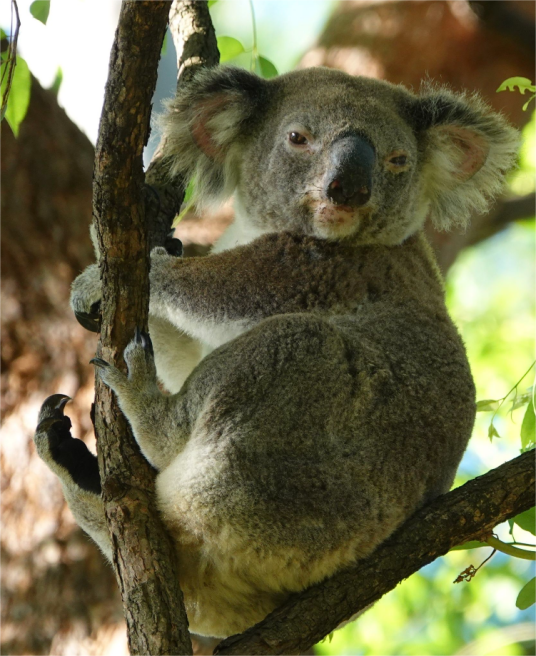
[1,1,535,654]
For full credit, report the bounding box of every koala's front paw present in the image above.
[35,395,101,494]
[91,328,158,398]
[70,264,102,333]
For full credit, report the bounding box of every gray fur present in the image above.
[45,67,519,638]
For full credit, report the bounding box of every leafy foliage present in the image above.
[520,400,535,452]
[512,509,536,537]
[517,578,536,610]
[497,77,536,111]
[255,55,278,79]
[29,0,50,26]
[217,36,245,63]
[1,52,30,136]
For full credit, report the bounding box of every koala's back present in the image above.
[153,237,475,637]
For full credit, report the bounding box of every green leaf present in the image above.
[513,508,536,536]
[1,54,31,137]
[476,399,500,412]
[208,0,218,7]
[172,178,196,227]
[30,0,50,25]
[516,577,535,610]
[1,28,7,40]
[497,77,536,95]
[521,399,535,451]
[488,422,501,441]
[183,178,196,205]
[522,94,536,112]
[49,66,62,96]
[161,31,168,56]
[450,540,489,551]
[511,388,533,411]
[508,518,515,537]
[256,55,278,79]
[217,36,245,63]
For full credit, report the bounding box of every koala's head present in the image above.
[160,66,518,245]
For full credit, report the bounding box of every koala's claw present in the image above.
[90,330,157,396]
[134,327,154,355]
[76,310,101,333]
[89,357,110,369]
[70,264,102,333]
[34,394,101,495]
[36,394,72,432]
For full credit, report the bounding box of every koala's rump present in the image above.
[154,310,474,637]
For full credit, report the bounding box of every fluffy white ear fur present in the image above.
[417,87,520,230]
[157,68,267,211]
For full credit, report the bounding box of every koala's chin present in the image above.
[310,202,363,240]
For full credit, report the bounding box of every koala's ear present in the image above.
[158,67,268,208]
[404,86,519,230]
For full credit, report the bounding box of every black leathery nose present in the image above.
[325,134,375,207]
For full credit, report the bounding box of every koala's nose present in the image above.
[326,135,375,207]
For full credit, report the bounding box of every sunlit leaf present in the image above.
[516,577,535,610]
[161,31,168,56]
[29,0,50,25]
[497,77,536,95]
[511,388,533,411]
[488,422,501,441]
[520,399,535,451]
[476,399,500,412]
[513,508,536,536]
[522,95,536,112]
[50,66,62,96]
[217,36,245,63]
[183,178,195,205]
[256,55,278,79]
[1,54,31,137]
[172,178,196,227]
[208,0,218,7]
[450,540,489,551]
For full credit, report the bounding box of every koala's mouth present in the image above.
[309,200,365,238]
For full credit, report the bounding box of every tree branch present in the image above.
[92,2,191,654]
[215,450,535,655]
[466,194,535,247]
[427,193,535,273]
[145,0,219,248]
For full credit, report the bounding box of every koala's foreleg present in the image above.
[148,234,358,348]
[91,329,190,471]
[34,395,112,561]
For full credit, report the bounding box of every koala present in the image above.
[35,67,518,639]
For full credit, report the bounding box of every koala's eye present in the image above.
[386,151,410,173]
[389,155,407,166]
[289,131,308,145]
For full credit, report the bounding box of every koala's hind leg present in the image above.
[92,329,190,471]
[34,395,112,561]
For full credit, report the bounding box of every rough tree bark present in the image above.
[92,1,219,654]
[91,2,191,654]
